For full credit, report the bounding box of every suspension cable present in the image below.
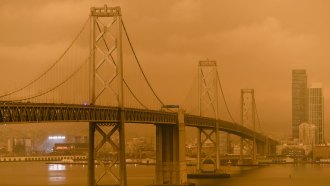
[253,97,263,133]
[216,70,237,124]
[121,20,166,107]
[3,17,164,110]
[0,17,91,99]
[10,57,89,102]
[123,80,148,109]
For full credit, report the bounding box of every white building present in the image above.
[299,122,317,145]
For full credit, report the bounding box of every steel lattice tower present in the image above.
[196,60,220,172]
[239,89,257,165]
[88,5,127,186]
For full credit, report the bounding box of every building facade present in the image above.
[313,146,330,161]
[7,137,33,156]
[292,70,308,139]
[299,122,317,145]
[308,84,324,144]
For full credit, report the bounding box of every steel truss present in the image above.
[0,103,177,124]
[239,137,255,159]
[197,60,220,171]
[197,127,218,171]
[0,101,277,146]
[89,5,127,186]
[89,122,122,186]
[240,89,257,164]
[90,5,122,106]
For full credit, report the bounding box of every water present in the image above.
[193,164,330,186]
[0,162,330,185]
[0,162,154,186]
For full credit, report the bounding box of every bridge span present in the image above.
[0,102,278,186]
[0,101,277,145]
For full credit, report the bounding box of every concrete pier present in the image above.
[152,109,193,186]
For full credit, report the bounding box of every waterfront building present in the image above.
[292,70,308,139]
[307,83,324,144]
[7,137,33,156]
[126,137,155,159]
[276,139,312,156]
[299,122,317,145]
[313,145,330,161]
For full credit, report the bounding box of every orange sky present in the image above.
[1,0,330,140]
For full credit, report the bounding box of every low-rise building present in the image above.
[313,145,330,161]
[299,122,317,145]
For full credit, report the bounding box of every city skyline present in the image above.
[292,69,325,144]
[1,1,330,139]
[1,1,330,185]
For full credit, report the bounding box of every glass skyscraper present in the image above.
[292,70,308,139]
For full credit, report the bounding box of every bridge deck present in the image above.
[0,102,277,144]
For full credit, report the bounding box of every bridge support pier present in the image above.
[238,137,244,165]
[238,137,258,165]
[88,121,127,186]
[153,109,191,186]
[253,139,258,165]
[257,137,274,157]
[196,126,220,172]
[88,122,96,186]
[269,143,277,156]
[263,137,269,156]
[239,89,258,165]
[264,138,270,156]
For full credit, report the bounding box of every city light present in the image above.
[48,164,66,171]
[48,136,66,140]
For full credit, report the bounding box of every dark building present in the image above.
[7,138,33,156]
[292,70,308,138]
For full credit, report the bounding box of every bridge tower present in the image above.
[196,60,221,172]
[88,5,127,186]
[239,89,258,165]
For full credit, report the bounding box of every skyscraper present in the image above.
[292,70,308,139]
[308,83,324,144]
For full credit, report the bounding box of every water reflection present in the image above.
[48,175,66,182]
[48,164,66,171]
[48,164,66,184]
[1,163,330,186]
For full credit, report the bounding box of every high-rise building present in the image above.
[307,83,324,144]
[292,70,308,139]
[299,122,317,145]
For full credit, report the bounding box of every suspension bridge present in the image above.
[0,5,278,186]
